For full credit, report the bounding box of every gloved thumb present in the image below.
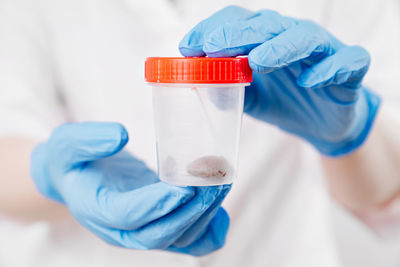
[46,122,129,171]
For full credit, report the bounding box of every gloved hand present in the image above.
[31,122,230,256]
[179,6,380,156]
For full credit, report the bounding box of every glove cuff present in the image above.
[316,88,381,157]
[30,144,65,204]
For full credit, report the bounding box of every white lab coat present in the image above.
[0,0,399,266]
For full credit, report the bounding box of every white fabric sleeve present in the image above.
[0,0,67,141]
[360,0,400,236]
[326,0,400,239]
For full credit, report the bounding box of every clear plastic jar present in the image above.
[145,57,252,186]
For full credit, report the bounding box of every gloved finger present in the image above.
[124,185,231,250]
[203,10,297,57]
[67,180,196,231]
[297,45,370,91]
[179,5,256,57]
[81,207,230,255]
[90,151,161,188]
[248,20,343,73]
[77,220,127,247]
[172,184,231,247]
[47,122,128,171]
[167,207,230,256]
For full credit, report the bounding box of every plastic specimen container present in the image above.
[145,57,252,186]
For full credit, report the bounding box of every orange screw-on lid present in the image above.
[145,57,252,84]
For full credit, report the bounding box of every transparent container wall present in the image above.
[152,84,245,186]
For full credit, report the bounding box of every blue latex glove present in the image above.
[31,122,230,256]
[179,6,380,156]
